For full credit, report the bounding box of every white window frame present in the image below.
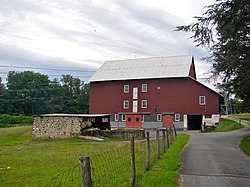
[199,96,206,105]
[175,114,180,122]
[133,100,138,113]
[157,114,162,122]
[124,85,129,93]
[142,84,147,92]
[115,114,119,121]
[121,114,126,122]
[123,100,129,109]
[133,87,138,99]
[141,100,147,108]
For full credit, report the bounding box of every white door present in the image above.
[133,101,138,113]
[133,87,138,100]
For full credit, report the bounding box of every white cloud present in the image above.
[0,0,216,86]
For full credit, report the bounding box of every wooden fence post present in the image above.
[173,124,177,137]
[166,128,170,149]
[169,127,173,144]
[146,131,150,171]
[79,156,92,187]
[162,129,166,153]
[130,136,136,187]
[156,129,160,159]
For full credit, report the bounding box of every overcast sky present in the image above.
[0,0,216,87]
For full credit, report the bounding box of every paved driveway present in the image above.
[180,118,250,187]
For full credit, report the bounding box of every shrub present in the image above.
[0,114,32,127]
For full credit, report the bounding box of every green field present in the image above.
[214,119,244,132]
[0,126,189,187]
[230,113,250,123]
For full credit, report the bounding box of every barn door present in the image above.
[162,115,173,127]
[126,114,142,128]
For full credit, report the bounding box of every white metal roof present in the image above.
[89,55,194,82]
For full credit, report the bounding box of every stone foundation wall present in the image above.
[81,129,145,139]
[32,116,82,139]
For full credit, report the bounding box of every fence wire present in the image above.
[44,164,81,187]
[44,128,175,187]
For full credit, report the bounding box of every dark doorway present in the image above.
[187,115,202,130]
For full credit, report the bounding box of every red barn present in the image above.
[89,55,220,130]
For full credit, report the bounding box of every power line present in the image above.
[0,65,96,72]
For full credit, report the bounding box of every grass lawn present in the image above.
[230,113,250,123]
[240,136,250,156]
[0,126,189,187]
[139,134,189,187]
[214,119,244,132]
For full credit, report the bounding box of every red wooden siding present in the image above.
[90,77,219,115]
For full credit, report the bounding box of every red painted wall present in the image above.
[90,78,219,115]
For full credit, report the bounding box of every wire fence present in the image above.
[44,126,177,187]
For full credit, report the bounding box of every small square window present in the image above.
[115,114,119,121]
[175,114,180,122]
[142,84,147,92]
[123,100,129,109]
[124,85,129,93]
[141,100,147,108]
[122,114,126,121]
[199,96,206,105]
[157,114,162,121]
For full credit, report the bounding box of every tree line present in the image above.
[0,71,89,116]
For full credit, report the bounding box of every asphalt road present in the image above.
[180,118,250,187]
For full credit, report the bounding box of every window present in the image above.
[141,100,147,108]
[175,114,180,122]
[124,85,129,93]
[123,100,129,109]
[102,118,108,122]
[122,114,126,121]
[133,87,138,99]
[199,96,206,105]
[115,114,119,121]
[157,114,162,121]
[142,84,147,92]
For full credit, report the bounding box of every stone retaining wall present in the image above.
[81,129,145,139]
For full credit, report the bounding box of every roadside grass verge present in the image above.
[230,113,250,123]
[214,119,243,132]
[139,134,189,187]
[0,126,189,187]
[240,136,250,156]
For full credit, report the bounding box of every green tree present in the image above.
[0,77,4,90]
[176,0,250,111]
[59,74,86,113]
[6,71,51,115]
[0,77,6,113]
